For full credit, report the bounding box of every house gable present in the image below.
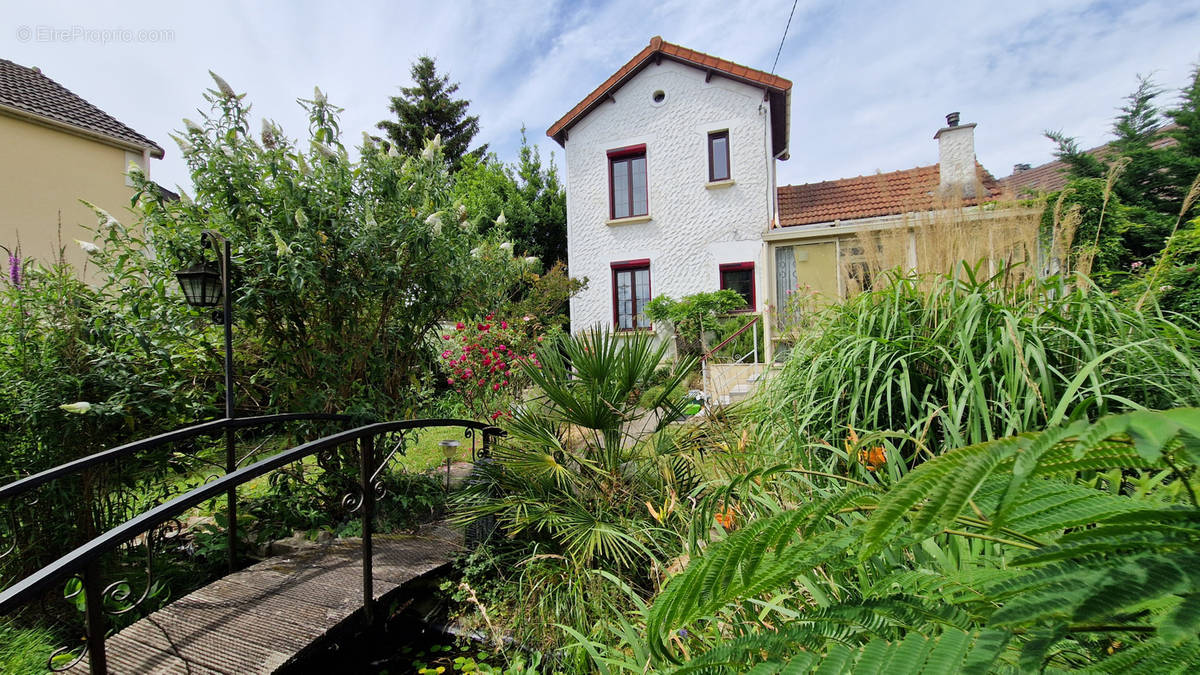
[0,58,164,158]
[547,36,791,159]
[554,39,783,333]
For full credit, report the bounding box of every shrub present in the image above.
[451,330,696,648]
[756,265,1200,456]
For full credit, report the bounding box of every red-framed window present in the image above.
[719,262,755,309]
[608,144,648,219]
[612,258,651,330]
[708,130,730,182]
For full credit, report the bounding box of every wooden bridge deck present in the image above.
[70,526,462,674]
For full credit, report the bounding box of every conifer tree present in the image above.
[377,56,486,168]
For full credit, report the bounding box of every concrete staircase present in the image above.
[704,362,769,405]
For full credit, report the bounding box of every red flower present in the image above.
[486,313,495,320]
[500,321,508,329]
[442,334,451,340]
[455,322,465,330]
[492,383,501,391]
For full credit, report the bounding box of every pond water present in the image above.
[280,577,537,674]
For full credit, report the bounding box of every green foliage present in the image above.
[1149,219,1200,316]
[451,330,697,647]
[139,73,525,418]
[377,56,486,169]
[645,290,747,357]
[645,290,747,331]
[452,130,568,265]
[1045,67,1200,313]
[0,238,213,577]
[756,267,1200,455]
[637,409,1200,672]
[1040,178,1135,281]
[0,619,58,673]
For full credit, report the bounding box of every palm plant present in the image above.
[452,330,698,641]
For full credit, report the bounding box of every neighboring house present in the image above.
[763,115,1008,317]
[0,58,164,276]
[1001,124,1180,194]
[546,36,791,335]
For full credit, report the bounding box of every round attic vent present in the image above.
[652,90,666,104]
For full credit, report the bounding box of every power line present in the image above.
[771,0,799,74]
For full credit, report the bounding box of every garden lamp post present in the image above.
[439,440,461,490]
[175,230,238,572]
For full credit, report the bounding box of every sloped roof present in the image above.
[1000,124,1179,195]
[546,36,791,157]
[777,163,1004,227]
[0,58,164,158]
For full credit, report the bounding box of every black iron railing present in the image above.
[0,416,500,674]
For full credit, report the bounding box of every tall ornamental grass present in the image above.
[757,264,1200,454]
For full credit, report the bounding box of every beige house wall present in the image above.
[0,112,145,278]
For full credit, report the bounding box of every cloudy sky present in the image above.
[4,0,1198,194]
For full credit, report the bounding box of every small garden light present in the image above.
[439,439,461,489]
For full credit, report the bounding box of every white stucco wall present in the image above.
[562,59,776,332]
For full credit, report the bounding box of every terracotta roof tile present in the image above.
[547,36,791,143]
[777,164,1004,228]
[1000,124,1179,195]
[0,58,164,158]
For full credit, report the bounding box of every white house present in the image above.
[550,39,1034,374]
[546,36,791,334]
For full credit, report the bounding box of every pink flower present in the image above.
[442,334,451,340]
[537,337,543,342]
[523,315,534,321]
[478,323,490,332]
[486,313,495,320]
[483,358,492,366]
[478,379,486,387]
[498,344,507,351]
[500,321,508,329]
[492,383,501,391]
[502,379,508,386]
[456,322,465,330]
[464,369,474,377]
[442,350,452,358]
[447,377,455,384]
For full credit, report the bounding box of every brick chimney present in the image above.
[933,112,977,198]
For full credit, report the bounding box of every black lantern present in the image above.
[174,230,239,573]
[175,261,223,308]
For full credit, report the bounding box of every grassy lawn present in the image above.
[396,426,486,472]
